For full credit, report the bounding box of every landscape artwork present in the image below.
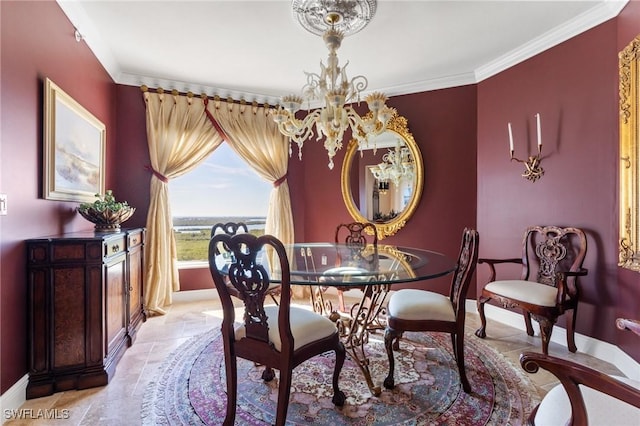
[44,78,105,203]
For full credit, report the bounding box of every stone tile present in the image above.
[9,296,627,424]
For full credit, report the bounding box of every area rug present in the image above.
[141,329,540,425]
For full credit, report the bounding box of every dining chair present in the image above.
[383,228,479,393]
[211,221,281,305]
[333,221,378,313]
[208,232,346,426]
[520,318,640,425]
[475,225,588,355]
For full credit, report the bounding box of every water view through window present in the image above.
[169,143,270,264]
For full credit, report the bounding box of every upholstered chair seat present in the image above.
[387,289,455,322]
[234,305,339,351]
[484,280,559,307]
[533,376,640,425]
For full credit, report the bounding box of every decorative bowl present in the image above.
[77,190,135,232]
[77,206,135,232]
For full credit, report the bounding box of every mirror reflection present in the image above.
[341,110,424,239]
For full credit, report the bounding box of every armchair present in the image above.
[475,226,588,355]
[519,318,640,425]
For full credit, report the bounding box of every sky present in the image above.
[169,143,271,217]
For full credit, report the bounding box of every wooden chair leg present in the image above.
[567,308,578,353]
[261,366,275,381]
[275,368,292,426]
[454,332,470,393]
[475,296,488,338]
[223,354,237,426]
[383,327,400,389]
[538,318,555,355]
[332,342,347,406]
[523,311,535,336]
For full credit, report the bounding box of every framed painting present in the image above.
[44,78,105,203]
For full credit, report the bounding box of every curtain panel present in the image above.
[142,89,223,314]
[204,98,295,246]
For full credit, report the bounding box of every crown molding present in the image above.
[57,0,628,101]
[474,0,628,83]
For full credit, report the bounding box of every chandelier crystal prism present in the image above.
[273,0,392,169]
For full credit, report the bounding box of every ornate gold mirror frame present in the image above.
[341,111,424,240]
[619,34,640,272]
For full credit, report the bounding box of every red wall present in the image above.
[1,1,117,393]
[477,9,640,356]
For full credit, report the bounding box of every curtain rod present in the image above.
[140,85,275,110]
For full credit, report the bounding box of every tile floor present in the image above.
[5,293,625,425]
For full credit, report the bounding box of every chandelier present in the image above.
[272,0,393,170]
[370,144,415,188]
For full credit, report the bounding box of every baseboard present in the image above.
[172,288,217,302]
[0,374,28,424]
[466,300,640,381]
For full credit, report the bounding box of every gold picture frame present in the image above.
[619,35,640,272]
[44,78,105,203]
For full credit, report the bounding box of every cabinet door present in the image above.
[104,255,127,364]
[127,241,144,342]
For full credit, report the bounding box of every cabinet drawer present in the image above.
[105,237,126,257]
[127,230,143,249]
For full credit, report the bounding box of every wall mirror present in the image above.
[341,110,424,240]
[619,34,640,272]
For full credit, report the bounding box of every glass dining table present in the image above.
[279,242,457,396]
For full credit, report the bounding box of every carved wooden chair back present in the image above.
[210,221,281,304]
[333,222,378,312]
[521,226,587,291]
[210,221,249,238]
[335,221,378,250]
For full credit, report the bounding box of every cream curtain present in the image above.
[204,99,304,298]
[204,99,294,246]
[143,89,223,315]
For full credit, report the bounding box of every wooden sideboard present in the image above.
[26,228,146,399]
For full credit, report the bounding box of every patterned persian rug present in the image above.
[142,330,539,425]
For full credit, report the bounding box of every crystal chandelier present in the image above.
[272,0,393,170]
[370,145,415,188]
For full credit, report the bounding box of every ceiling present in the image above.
[57,1,626,106]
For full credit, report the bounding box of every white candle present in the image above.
[536,113,542,150]
[508,122,514,154]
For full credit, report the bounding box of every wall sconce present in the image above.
[377,180,389,194]
[74,28,84,42]
[508,113,544,182]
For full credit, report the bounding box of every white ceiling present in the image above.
[57,0,627,106]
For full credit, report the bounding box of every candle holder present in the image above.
[511,147,544,182]
[508,113,544,182]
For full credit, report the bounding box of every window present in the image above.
[169,143,271,265]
